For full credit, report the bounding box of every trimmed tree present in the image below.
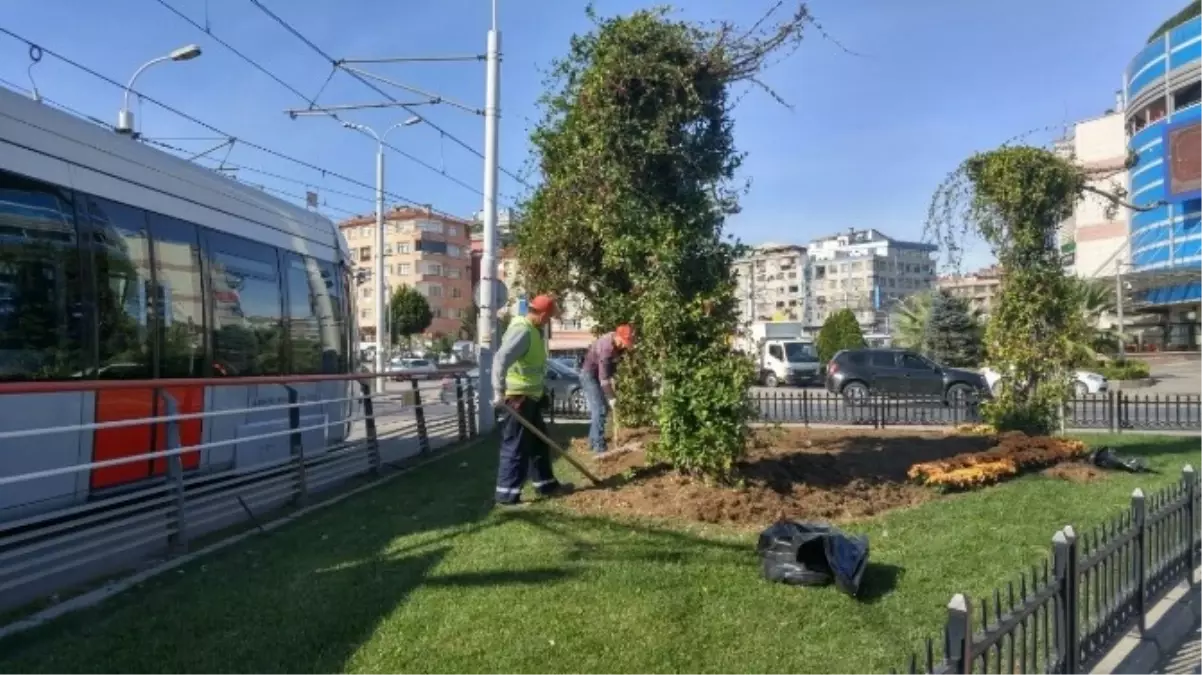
[388,284,433,348]
[927,145,1148,433]
[926,291,983,367]
[511,5,810,480]
[816,309,865,364]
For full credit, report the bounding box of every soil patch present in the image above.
[1042,462,1104,483]
[563,427,997,528]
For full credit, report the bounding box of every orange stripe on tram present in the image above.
[91,388,155,489]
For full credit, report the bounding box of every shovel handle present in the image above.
[499,400,601,485]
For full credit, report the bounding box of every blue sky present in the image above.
[0,0,1186,271]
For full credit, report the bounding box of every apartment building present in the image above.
[732,243,807,324]
[1055,96,1133,279]
[807,228,937,332]
[937,264,1003,317]
[339,206,474,341]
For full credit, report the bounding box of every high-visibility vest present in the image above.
[504,316,547,398]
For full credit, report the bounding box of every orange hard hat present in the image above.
[615,324,635,345]
[528,294,557,316]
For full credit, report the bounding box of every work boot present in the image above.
[536,481,575,499]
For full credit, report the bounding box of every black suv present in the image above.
[825,348,990,405]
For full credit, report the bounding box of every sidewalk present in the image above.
[1092,566,1201,674]
[1156,624,1201,675]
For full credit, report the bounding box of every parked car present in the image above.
[388,357,439,381]
[438,360,589,413]
[979,366,1108,397]
[825,348,991,405]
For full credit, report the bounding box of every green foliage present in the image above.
[891,292,934,353]
[926,291,984,367]
[388,285,433,346]
[816,309,866,364]
[929,146,1093,435]
[429,333,455,355]
[459,303,478,341]
[1148,2,1200,43]
[512,5,806,479]
[1095,359,1150,381]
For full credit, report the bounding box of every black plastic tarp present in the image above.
[1090,446,1150,473]
[756,520,870,597]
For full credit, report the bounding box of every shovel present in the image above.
[498,400,601,485]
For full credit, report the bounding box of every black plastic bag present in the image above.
[756,520,870,597]
[1089,446,1150,473]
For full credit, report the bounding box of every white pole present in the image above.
[374,143,388,392]
[476,7,501,432]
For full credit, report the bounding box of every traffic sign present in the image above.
[474,278,509,309]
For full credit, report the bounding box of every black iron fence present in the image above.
[897,466,1200,674]
[548,390,1202,432]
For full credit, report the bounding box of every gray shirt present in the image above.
[491,325,531,398]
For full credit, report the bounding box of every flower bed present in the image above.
[907,432,1088,491]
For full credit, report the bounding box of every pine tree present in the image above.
[816,309,866,364]
[926,291,983,367]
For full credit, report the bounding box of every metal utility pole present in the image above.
[476,0,501,432]
[1116,262,1126,358]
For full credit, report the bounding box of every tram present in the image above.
[0,84,357,525]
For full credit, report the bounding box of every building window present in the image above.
[427,284,443,298]
[448,225,459,237]
[447,267,462,280]
[447,244,461,258]
[451,286,462,298]
[1175,82,1201,112]
[420,262,443,276]
[418,220,443,234]
[362,286,371,298]
[358,247,370,262]
[383,244,393,254]
[397,243,411,254]
[399,263,412,275]
[360,309,369,319]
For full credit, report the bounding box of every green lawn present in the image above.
[0,432,1196,674]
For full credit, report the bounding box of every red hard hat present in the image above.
[528,294,557,316]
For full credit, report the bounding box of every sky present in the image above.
[0,0,1187,273]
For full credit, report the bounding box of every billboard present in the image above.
[1165,120,1201,200]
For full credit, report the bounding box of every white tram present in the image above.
[0,84,358,526]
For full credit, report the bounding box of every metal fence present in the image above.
[0,371,482,615]
[898,466,1200,674]
[549,390,1202,432]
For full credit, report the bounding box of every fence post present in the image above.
[1133,488,1147,633]
[1053,526,1080,673]
[802,389,809,427]
[1185,465,1197,582]
[359,380,381,474]
[410,379,430,455]
[1118,392,1127,433]
[1107,391,1116,434]
[157,390,189,555]
[286,386,308,505]
[454,376,468,443]
[465,377,478,437]
[943,593,973,673]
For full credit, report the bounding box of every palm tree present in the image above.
[1069,277,1121,364]
[891,291,934,352]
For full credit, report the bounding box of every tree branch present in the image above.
[1082,184,1165,212]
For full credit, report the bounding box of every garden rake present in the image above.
[498,401,601,485]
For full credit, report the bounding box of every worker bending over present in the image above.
[579,324,636,454]
[491,294,573,506]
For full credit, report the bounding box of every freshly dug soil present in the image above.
[1042,462,1104,483]
[563,427,996,528]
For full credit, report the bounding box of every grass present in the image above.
[0,431,1196,673]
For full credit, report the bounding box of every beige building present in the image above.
[733,243,807,324]
[339,206,474,341]
[1055,97,1132,280]
[807,228,937,332]
[937,265,1003,317]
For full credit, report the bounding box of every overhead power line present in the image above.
[150,0,484,198]
[0,24,468,222]
[244,0,531,191]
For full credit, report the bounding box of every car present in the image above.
[388,357,439,381]
[979,366,1108,397]
[824,348,991,405]
[438,360,589,413]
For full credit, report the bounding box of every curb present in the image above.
[1090,566,1202,674]
[1113,378,1158,390]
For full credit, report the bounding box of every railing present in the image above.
[0,369,482,614]
[898,466,1200,674]
[549,390,1202,432]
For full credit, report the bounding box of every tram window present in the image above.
[284,254,325,374]
[324,260,350,373]
[0,170,85,381]
[148,215,207,378]
[79,195,153,380]
[205,233,285,376]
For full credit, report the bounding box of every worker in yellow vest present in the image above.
[490,294,574,505]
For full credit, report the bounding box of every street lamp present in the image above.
[116,44,202,134]
[341,116,423,387]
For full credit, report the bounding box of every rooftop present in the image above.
[337,206,473,229]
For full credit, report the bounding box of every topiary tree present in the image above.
[816,309,866,364]
[927,145,1151,434]
[512,4,812,480]
[926,291,984,367]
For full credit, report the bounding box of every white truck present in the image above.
[735,321,821,388]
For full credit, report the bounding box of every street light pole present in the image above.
[476,0,501,433]
[1116,261,1126,359]
[116,44,202,134]
[340,117,423,391]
